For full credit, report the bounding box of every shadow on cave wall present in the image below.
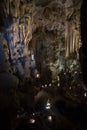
[80,0,87,86]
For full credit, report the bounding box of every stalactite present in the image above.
[65,5,70,57]
[13,23,19,44]
[23,25,25,38]
[72,31,75,52]
[24,16,32,45]
[70,26,73,53]
[76,34,80,58]
[65,21,71,57]
[65,21,80,58]
[6,0,10,16]
[65,24,80,58]
[65,0,78,58]
[15,0,20,18]
[65,21,68,57]
[75,36,78,52]
[20,24,23,42]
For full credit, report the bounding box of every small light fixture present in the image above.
[69,87,71,90]
[36,73,40,78]
[57,83,60,87]
[84,92,87,97]
[29,118,35,124]
[42,85,44,88]
[46,99,51,109]
[49,83,52,87]
[48,115,52,121]
[45,84,47,87]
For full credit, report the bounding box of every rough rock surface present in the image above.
[0,0,82,79]
[32,0,82,79]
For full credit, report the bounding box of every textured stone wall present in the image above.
[0,0,35,79]
[32,0,82,79]
[0,0,82,79]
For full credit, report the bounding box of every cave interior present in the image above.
[0,0,87,130]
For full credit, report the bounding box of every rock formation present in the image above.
[0,0,82,80]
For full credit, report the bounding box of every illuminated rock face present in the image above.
[0,0,34,78]
[0,0,81,79]
[32,0,81,79]
[3,16,34,78]
[4,17,33,77]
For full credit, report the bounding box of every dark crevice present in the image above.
[80,0,87,85]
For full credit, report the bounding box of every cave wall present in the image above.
[0,0,36,79]
[0,0,82,80]
[32,0,82,79]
